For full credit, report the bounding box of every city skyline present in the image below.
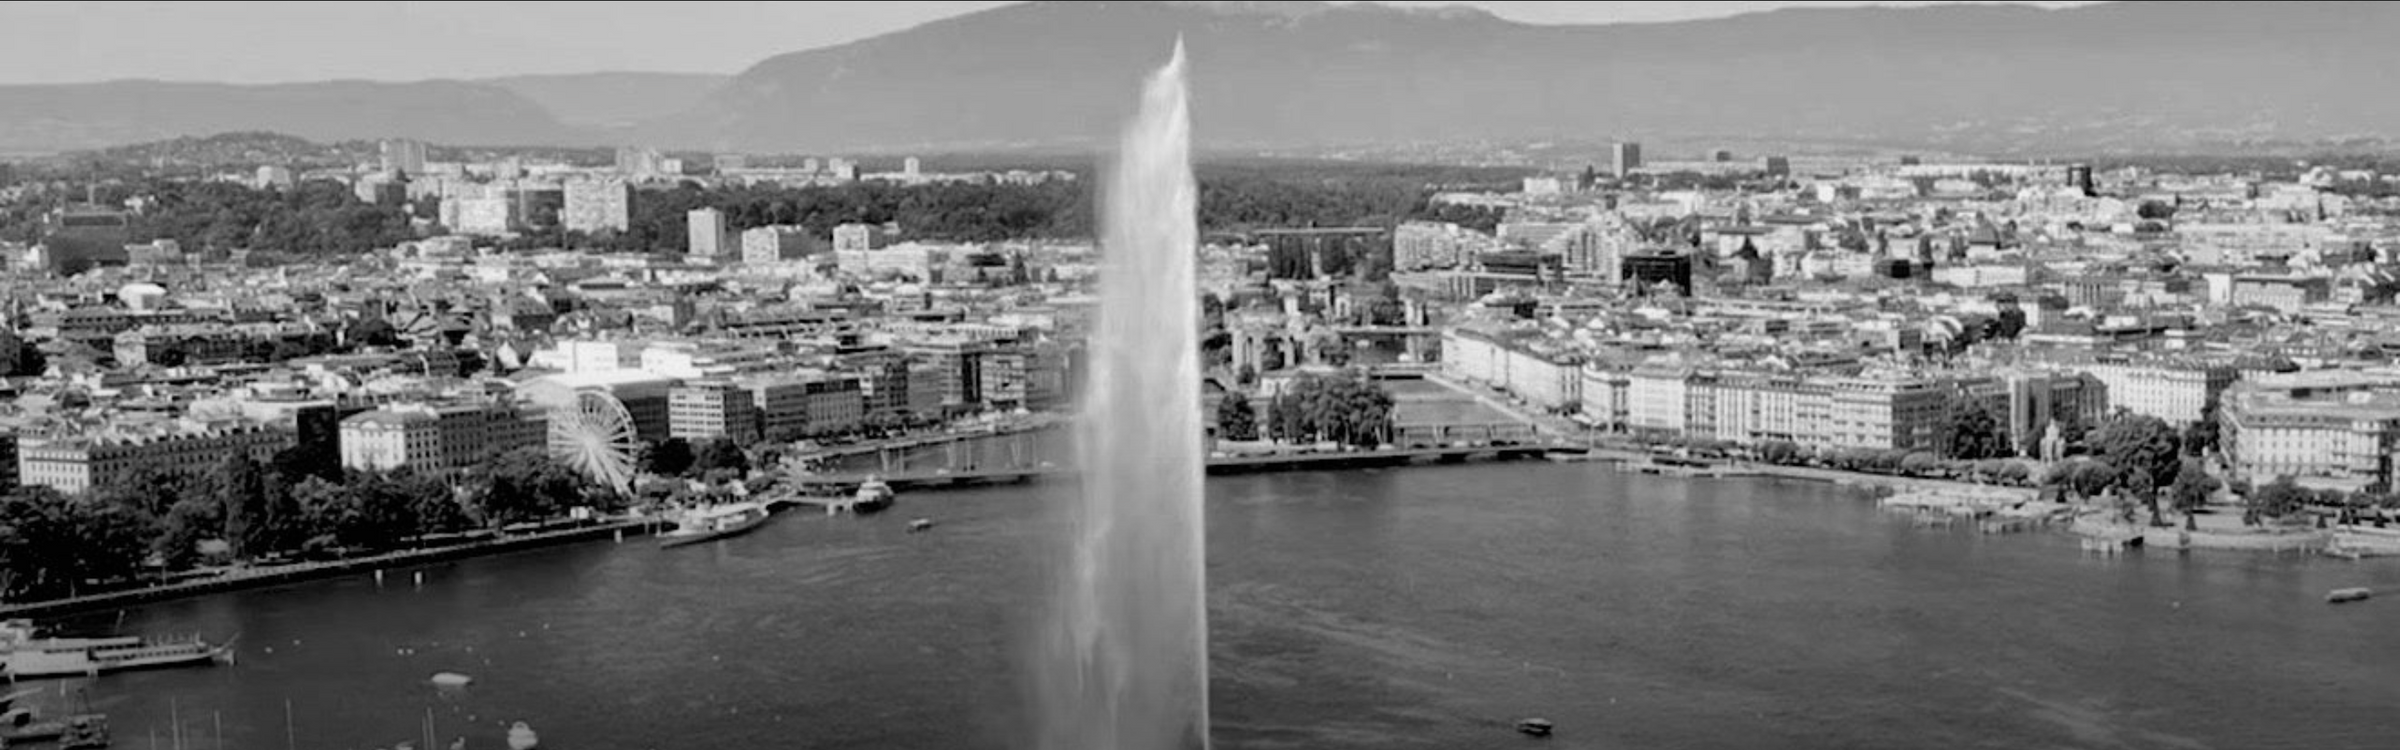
[0,0,2097,85]
[0,3,2389,749]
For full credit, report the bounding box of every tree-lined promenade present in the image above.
[0,444,607,603]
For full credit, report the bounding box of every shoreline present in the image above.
[0,519,663,619]
[3,451,2363,619]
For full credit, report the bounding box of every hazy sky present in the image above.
[0,1,2098,84]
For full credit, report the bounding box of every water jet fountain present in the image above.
[1032,39,1208,750]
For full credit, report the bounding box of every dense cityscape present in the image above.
[5,132,2397,605]
[0,1,2394,749]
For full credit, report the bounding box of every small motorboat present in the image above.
[429,671,473,688]
[506,721,540,750]
[2327,587,2373,604]
[1516,718,1553,737]
[908,518,935,533]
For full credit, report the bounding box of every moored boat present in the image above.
[0,712,108,748]
[2327,587,2373,604]
[0,620,231,679]
[824,478,898,516]
[659,502,774,549]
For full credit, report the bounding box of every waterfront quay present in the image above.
[0,519,659,619]
[795,443,1560,490]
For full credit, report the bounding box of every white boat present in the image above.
[506,721,540,750]
[824,478,897,516]
[0,620,231,679]
[658,502,774,549]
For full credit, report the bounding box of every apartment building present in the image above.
[338,400,548,473]
[668,381,762,443]
[20,422,293,494]
[2222,370,2400,492]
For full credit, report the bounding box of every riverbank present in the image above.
[0,518,662,619]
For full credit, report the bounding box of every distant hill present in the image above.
[661,0,2400,154]
[481,72,728,130]
[13,1,2400,157]
[0,79,583,153]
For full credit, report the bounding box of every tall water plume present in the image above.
[1032,39,1209,750]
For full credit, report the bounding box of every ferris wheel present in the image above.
[548,390,640,493]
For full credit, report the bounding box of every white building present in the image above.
[833,223,888,252]
[380,139,428,175]
[742,226,822,264]
[18,423,292,494]
[454,197,517,236]
[2082,362,2240,427]
[687,208,735,258]
[339,401,546,473]
[563,179,632,233]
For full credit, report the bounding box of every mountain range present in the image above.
[6,1,2400,156]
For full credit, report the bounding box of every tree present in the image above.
[2124,469,2159,524]
[691,439,751,477]
[64,495,151,592]
[208,455,270,560]
[2089,413,2182,491]
[91,468,189,518]
[1756,440,1802,465]
[644,438,696,477]
[286,476,351,556]
[401,471,475,535]
[1264,374,1394,448]
[2181,416,2220,457]
[2063,460,2122,500]
[2166,459,2220,514]
[1235,364,1258,386]
[152,496,223,570]
[0,488,98,599]
[478,449,586,528]
[1215,394,1260,441]
[1942,399,2009,460]
[2250,476,2309,524]
[1900,451,1940,476]
[270,442,342,485]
